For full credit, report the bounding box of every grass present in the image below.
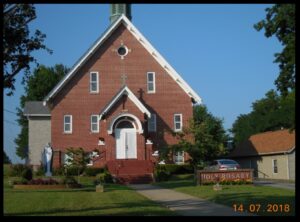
[3,164,11,177]
[155,174,295,216]
[3,165,176,216]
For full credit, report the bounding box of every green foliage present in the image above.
[94,170,113,185]
[154,169,171,182]
[52,166,66,176]
[254,4,295,96]
[21,168,32,181]
[84,167,105,176]
[4,151,11,164]
[61,176,79,185]
[64,147,90,171]
[231,89,295,144]
[15,64,68,159]
[8,164,31,177]
[66,167,84,176]
[64,147,91,183]
[159,105,228,176]
[3,4,52,96]
[34,165,45,176]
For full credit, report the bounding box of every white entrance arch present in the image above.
[107,113,143,134]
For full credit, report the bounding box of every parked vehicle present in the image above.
[204,159,240,171]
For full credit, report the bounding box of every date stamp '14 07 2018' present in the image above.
[233,203,291,214]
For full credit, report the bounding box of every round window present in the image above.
[117,45,128,57]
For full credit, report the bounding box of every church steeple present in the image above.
[110,4,132,24]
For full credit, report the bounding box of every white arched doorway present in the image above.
[115,118,137,159]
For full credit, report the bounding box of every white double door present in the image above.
[115,128,137,159]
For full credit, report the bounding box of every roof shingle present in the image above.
[228,129,295,157]
[23,101,50,116]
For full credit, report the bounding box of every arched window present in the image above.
[115,120,134,129]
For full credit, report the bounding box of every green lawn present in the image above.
[3,172,176,216]
[155,175,295,216]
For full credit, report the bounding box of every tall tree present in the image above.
[231,89,295,144]
[15,64,69,159]
[159,105,228,177]
[4,151,12,164]
[3,4,52,96]
[254,4,295,96]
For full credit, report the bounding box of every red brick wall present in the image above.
[50,23,193,165]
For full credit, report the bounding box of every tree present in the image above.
[159,105,228,179]
[15,64,69,159]
[254,4,295,96]
[231,89,295,144]
[3,4,52,96]
[4,151,12,164]
[64,147,90,183]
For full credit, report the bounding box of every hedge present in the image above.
[83,167,105,176]
[8,164,31,177]
[155,164,194,175]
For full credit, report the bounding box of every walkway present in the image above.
[128,184,254,216]
[253,180,295,190]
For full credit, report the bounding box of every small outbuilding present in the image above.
[228,129,295,181]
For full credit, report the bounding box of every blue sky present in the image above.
[4,4,282,163]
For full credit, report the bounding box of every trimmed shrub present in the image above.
[84,167,104,176]
[94,171,113,184]
[21,168,33,181]
[154,170,171,182]
[65,166,83,176]
[9,164,31,177]
[52,166,66,176]
[34,165,45,176]
[13,178,28,185]
[155,164,193,175]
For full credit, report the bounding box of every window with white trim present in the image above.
[148,114,156,132]
[91,115,99,133]
[90,72,99,93]
[174,151,184,164]
[272,159,278,173]
[174,114,182,132]
[64,115,72,133]
[147,72,155,93]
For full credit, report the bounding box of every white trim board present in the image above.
[43,15,202,105]
[99,86,151,120]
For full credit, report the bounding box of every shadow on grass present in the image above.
[156,179,295,216]
[155,180,195,189]
[7,183,132,193]
[4,199,175,216]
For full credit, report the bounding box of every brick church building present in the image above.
[24,4,202,183]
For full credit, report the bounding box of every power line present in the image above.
[4,109,18,115]
[4,119,19,126]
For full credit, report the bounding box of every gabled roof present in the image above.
[228,129,295,158]
[43,15,202,105]
[99,85,151,120]
[23,101,51,116]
